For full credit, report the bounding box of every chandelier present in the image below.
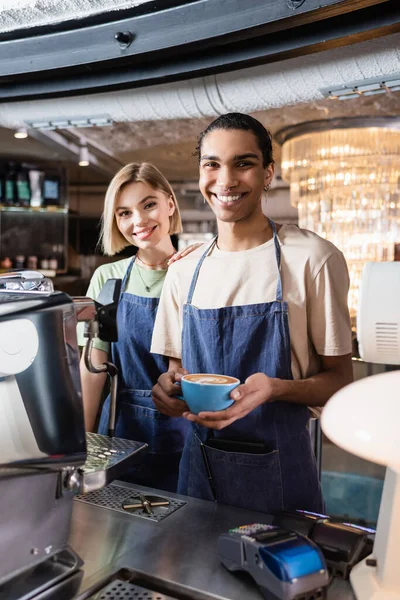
[278,119,400,317]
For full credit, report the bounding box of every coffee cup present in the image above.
[179,373,240,415]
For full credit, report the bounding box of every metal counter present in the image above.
[70,481,355,600]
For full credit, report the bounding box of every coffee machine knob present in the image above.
[0,319,39,376]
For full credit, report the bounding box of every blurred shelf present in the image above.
[0,205,68,213]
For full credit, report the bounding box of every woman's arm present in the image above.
[79,347,108,431]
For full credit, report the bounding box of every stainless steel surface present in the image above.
[83,336,106,374]
[74,434,148,494]
[108,373,117,437]
[0,270,54,292]
[88,580,176,600]
[0,470,73,586]
[0,270,45,280]
[74,483,185,522]
[76,568,229,600]
[0,290,86,467]
[70,482,356,600]
[72,297,97,323]
[31,570,83,600]
[80,576,179,600]
[0,547,82,600]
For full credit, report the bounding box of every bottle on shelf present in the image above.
[0,164,5,205]
[29,170,44,208]
[49,257,58,271]
[15,167,31,207]
[0,257,12,269]
[15,255,25,269]
[4,163,17,207]
[43,175,62,207]
[27,255,38,270]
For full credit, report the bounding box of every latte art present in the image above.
[183,374,238,385]
[180,373,238,414]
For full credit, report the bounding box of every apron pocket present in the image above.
[189,435,284,513]
[117,390,188,454]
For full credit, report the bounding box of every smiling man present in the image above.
[151,113,353,513]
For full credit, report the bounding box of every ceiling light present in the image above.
[14,127,28,139]
[79,143,89,167]
[321,72,400,101]
[26,115,114,130]
[279,119,400,318]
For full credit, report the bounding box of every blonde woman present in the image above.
[79,162,200,492]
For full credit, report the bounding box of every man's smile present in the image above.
[212,192,247,206]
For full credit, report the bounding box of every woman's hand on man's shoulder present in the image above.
[167,243,204,265]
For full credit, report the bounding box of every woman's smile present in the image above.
[133,225,157,240]
[115,181,176,250]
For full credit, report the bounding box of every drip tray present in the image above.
[74,483,186,522]
[87,579,175,599]
[75,568,218,600]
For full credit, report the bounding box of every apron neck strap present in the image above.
[122,255,136,292]
[269,219,283,302]
[186,237,217,304]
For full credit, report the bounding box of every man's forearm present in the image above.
[271,354,353,408]
[164,355,353,410]
[168,357,183,371]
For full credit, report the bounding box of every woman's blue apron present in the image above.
[98,257,189,492]
[178,220,324,513]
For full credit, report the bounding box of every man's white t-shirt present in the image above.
[150,224,352,387]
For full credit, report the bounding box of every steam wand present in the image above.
[77,278,122,439]
[83,322,118,438]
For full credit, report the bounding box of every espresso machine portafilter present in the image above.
[0,270,147,598]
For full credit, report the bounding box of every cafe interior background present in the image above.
[1,0,400,528]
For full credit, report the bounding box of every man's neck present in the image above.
[216,215,274,252]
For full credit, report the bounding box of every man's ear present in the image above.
[264,163,275,188]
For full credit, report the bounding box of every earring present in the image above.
[203,197,207,204]
[264,184,271,193]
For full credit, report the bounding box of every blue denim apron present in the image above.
[178,220,324,513]
[98,257,189,492]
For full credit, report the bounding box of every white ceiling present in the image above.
[0,0,153,32]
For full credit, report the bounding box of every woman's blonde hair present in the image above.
[100,162,182,256]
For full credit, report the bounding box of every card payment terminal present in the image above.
[218,523,329,600]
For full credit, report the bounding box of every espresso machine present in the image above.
[0,270,148,600]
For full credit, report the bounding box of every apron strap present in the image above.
[186,237,217,305]
[186,220,283,304]
[122,256,136,293]
[268,219,284,302]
